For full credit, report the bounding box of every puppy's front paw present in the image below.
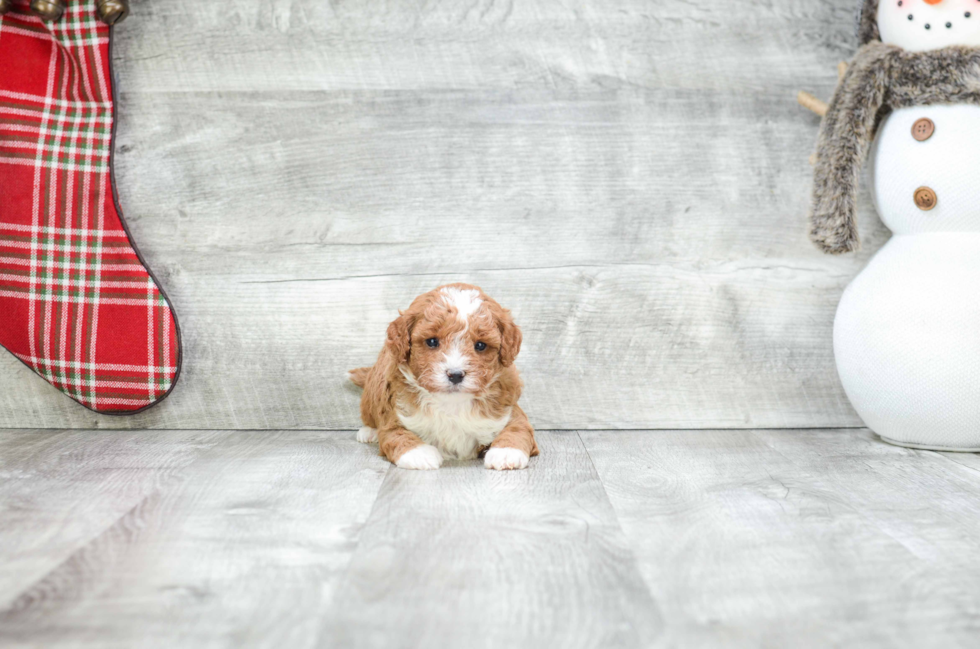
[356,426,378,443]
[484,447,530,471]
[396,444,443,470]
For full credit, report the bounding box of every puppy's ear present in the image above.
[386,311,414,364]
[495,305,522,367]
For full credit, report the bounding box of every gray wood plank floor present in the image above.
[3,2,969,647]
[0,0,875,429]
[3,429,980,648]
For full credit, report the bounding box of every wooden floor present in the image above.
[2,428,980,648]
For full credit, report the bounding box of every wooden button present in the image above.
[914,186,938,211]
[912,118,935,141]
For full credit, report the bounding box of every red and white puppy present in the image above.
[348,284,538,471]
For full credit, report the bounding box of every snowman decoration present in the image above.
[805,0,980,450]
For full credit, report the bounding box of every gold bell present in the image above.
[0,0,12,15]
[31,0,66,21]
[96,0,129,25]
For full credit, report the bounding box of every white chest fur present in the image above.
[397,391,512,461]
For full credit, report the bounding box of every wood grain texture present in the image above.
[0,0,883,429]
[320,430,662,649]
[0,429,388,648]
[5,429,980,648]
[0,429,223,611]
[581,428,980,648]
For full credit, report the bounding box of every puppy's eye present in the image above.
[474,341,487,352]
[425,338,439,348]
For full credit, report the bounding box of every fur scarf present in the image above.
[809,18,980,253]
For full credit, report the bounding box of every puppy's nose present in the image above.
[447,371,465,385]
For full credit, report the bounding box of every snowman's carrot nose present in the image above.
[923,0,944,5]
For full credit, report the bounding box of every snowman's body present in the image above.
[836,105,980,448]
[832,2,980,450]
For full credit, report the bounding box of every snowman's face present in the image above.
[878,0,980,51]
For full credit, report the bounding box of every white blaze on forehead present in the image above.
[440,287,483,322]
[436,287,482,385]
[442,343,468,373]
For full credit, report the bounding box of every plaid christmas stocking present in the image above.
[0,1,181,414]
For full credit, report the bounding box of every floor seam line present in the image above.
[574,430,666,642]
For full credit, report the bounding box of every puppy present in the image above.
[348,283,538,471]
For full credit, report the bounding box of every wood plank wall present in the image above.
[0,0,881,430]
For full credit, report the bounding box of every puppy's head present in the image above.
[386,283,522,394]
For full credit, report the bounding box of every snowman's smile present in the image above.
[901,1,973,31]
[880,0,980,51]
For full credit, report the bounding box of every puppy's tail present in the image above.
[347,367,372,389]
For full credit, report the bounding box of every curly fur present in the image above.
[810,40,980,253]
[350,283,538,468]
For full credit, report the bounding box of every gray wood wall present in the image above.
[0,0,881,430]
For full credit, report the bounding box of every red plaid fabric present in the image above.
[0,1,180,414]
